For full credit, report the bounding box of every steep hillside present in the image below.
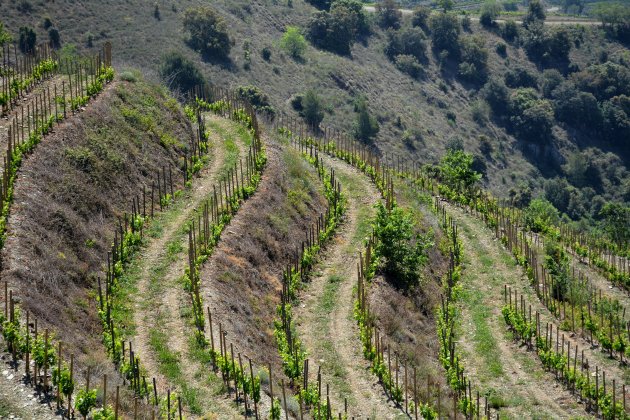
[1,73,194,375]
[2,0,629,227]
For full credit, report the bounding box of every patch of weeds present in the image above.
[320,275,343,313]
[218,271,241,283]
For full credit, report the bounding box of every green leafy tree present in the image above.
[480,0,502,27]
[508,88,554,143]
[377,0,402,29]
[439,149,482,195]
[48,27,60,49]
[280,26,307,59]
[308,1,366,56]
[385,26,427,61]
[429,13,460,55]
[502,19,519,41]
[523,198,559,233]
[18,26,36,54]
[411,6,431,31]
[159,52,205,93]
[236,85,275,116]
[482,77,509,114]
[524,0,546,28]
[544,240,570,300]
[301,89,324,128]
[394,54,423,79]
[183,6,231,59]
[373,203,432,290]
[354,97,379,143]
[599,202,630,247]
[0,22,12,47]
[438,0,455,12]
[593,3,630,42]
[458,35,488,83]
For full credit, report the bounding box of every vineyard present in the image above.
[0,22,629,420]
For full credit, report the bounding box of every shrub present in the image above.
[154,3,161,20]
[48,27,60,49]
[495,42,507,57]
[354,97,379,143]
[412,6,431,31]
[373,203,431,290]
[307,0,368,55]
[458,35,488,83]
[183,6,231,59]
[480,0,501,27]
[280,26,307,59]
[471,100,490,125]
[502,19,519,41]
[508,88,555,143]
[377,0,402,30]
[541,69,564,98]
[301,90,324,128]
[429,13,460,55]
[482,77,510,114]
[159,51,205,93]
[261,47,272,61]
[524,0,546,28]
[504,66,539,89]
[524,198,559,233]
[236,85,275,116]
[0,23,11,47]
[439,149,482,195]
[395,54,423,79]
[17,0,33,13]
[18,26,36,53]
[385,27,427,62]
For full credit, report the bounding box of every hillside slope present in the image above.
[2,0,629,218]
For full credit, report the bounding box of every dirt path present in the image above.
[130,114,246,418]
[444,203,591,419]
[294,156,402,419]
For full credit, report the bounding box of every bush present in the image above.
[439,149,481,195]
[377,0,402,30]
[160,52,205,93]
[482,77,509,114]
[429,13,460,56]
[524,0,546,28]
[480,0,501,27]
[505,66,539,89]
[495,42,507,57]
[541,69,564,98]
[354,97,379,143]
[301,90,324,129]
[373,203,431,290]
[502,19,519,41]
[48,27,60,49]
[458,35,488,83]
[395,54,423,79]
[385,27,427,62]
[471,100,490,125]
[524,198,559,233]
[308,0,368,55]
[183,6,231,59]
[236,85,275,116]
[261,47,272,61]
[0,23,11,47]
[508,88,555,143]
[280,26,307,59]
[411,6,431,31]
[18,26,36,53]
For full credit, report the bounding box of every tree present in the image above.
[544,240,570,300]
[504,66,539,89]
[160,52,205,94]
[301,90,324,128]
[599,203,630,247]
[183,6,231,59]
[48,27,60,49]
[377,0,402,29]
[508,88,555,143]
[429,13,460,55]
[385,27,427,62]
[480,0,502,27]
[502,19,519,41]
[437,0,455,12]
[18,26,36,54]
[237,85,275,116]
[439,149,482,195]
[552,83,603,130]
[411,6,431,31]
[541,69,564,98]
[523,198,559,233]
[458,35,488,83]
[308,0,367,55]
[354,97,379,143]
[594,3,630,42]
[524,0,546,28]
[0,22,12,47]
[305,0,332,9]
[373,203,431,290]
[482,77,509,114]
[280,26,307,59]
[394,54,423,79]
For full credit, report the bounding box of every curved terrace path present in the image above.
[294,155,402,419]
[443,202,590,419]
[130,114,247,418]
